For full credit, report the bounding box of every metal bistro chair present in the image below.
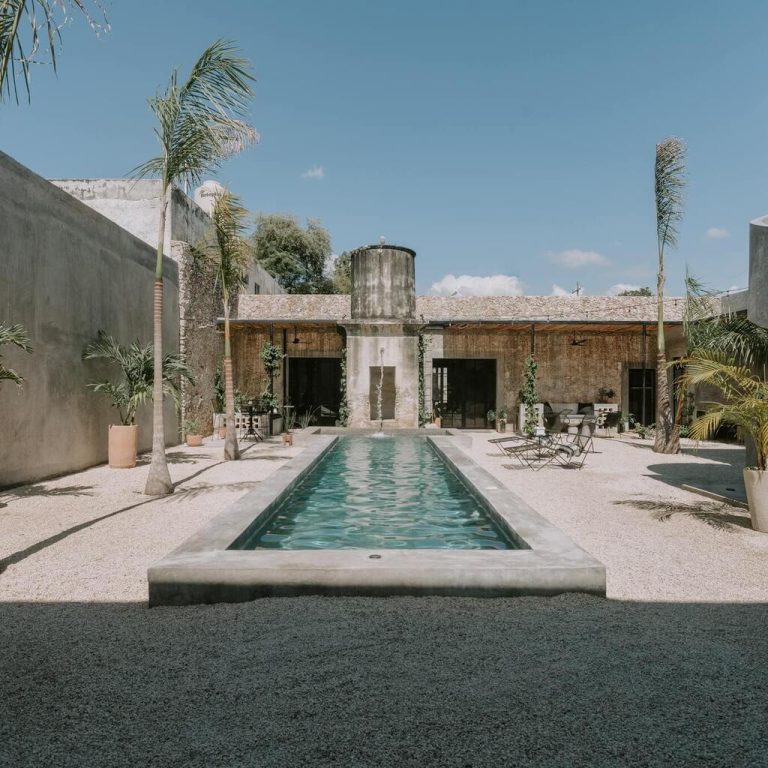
[553,432,592,469]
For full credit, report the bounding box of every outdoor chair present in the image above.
[489,434,533,457]
[553,433,591,469]
[498,434,562,471]
[575,416,597,452]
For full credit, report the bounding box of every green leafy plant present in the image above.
[338,345,349,426]
[82,331,194,426]
[498,409,507,421]
[0,322,31,387]
[184,417,201,435]
[298,407,318,429]
[597,387,616,402]
[680,352,768,470]
[521,355,539,437]
[417,333,429,427]
[259,389,279,412]
[486,409,496,423]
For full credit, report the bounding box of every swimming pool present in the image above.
[234,436,515,550]
[148,433,605,605]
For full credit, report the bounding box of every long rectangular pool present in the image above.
[233,436,515,550]
[148,434,606,605]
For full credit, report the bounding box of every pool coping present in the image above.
[148,435,606,605]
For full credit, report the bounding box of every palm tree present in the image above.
[204,190,250,460]
[0,0,106,103]
[83,330,194,426]
[653,137,686,454]
[680,352,768,471]
[134,40,256,495]
[0,322,31,386]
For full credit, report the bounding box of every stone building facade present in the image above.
[228,245,692,431]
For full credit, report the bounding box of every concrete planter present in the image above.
[108,424,138,469]
[186,434,203,447]
[744,469,768,533]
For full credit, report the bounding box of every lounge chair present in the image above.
[553,433,591,469]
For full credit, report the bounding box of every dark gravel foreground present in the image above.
[2,594,767,768]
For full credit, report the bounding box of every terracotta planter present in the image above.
[433,417,442,429]
[282,432,294,446]
[186,434,203,447]
[108,424,138,469]
[218,426,226,439]
[744,469,768,533]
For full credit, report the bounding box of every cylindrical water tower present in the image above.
[351,245,416,320]
[342,244,420,428]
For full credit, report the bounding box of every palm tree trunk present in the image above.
[654,253,679,454]
[223,298,240,460]
[144,190,174,494]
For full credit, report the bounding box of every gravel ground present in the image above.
[2,432,768,767]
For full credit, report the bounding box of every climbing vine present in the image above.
[260,342,283,411]
[338,344,349,426]
[417,332,429,427]
[521,355,539,437]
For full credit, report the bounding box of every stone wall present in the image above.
[0,152,180,487]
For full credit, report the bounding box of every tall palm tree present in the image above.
[134,40,256,495]
[653,137,686,454]
[205,190,250,460]
[0,0,106,103]
[0,322,31,386]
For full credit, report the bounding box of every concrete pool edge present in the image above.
[148,434,606,605]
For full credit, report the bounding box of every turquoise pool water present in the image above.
[235,437,515,550]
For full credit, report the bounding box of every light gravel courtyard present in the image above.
[2,433,767,767]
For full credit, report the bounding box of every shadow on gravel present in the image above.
[0,484,94,510]
[613,498,752,531]
[1,595,767,768]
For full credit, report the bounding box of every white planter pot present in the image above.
[744,469,768,533]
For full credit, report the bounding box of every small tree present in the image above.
[260,342,283,432]
[331,251,352,294]
[203,190,250,460]
[654,137,686,454]
[521,355,539,437]
[618,287,652,297]
[0,322,31,386]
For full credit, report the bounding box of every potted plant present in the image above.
[596,387,616,403]
[682,353,768,532]
[620,411,632,433]
[486,409,496,430]
[498,408,508,433]
[83,331,194,469]
[282,405,296,445]
[184,418,203,447]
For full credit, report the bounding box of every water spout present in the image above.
[373,347,388,437]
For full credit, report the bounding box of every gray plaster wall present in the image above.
[0,152,180,487]
[748,215,768,328]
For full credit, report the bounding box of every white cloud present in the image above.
[550,284,571,296]
[301,165,324,180]
[706,227,729,240]
[429,274,524,297]
[550,249,610,268]
[607,283,642,296]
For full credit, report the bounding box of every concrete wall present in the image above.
[749,215,768,328]
[0,152,180,487]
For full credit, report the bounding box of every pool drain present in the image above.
[369,554,382,559]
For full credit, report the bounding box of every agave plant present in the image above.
[83,331,194,426]
[0,322,31,386]
[680,352,768,471]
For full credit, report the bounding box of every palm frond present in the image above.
[0,321,32,387]
[0,0,107,103]
[655,137,686,252]
[132,39,258,189]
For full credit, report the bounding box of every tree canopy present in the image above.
[618,287,652,296]
[251,214,335,294]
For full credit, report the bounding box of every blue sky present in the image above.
[2,0,765,295]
